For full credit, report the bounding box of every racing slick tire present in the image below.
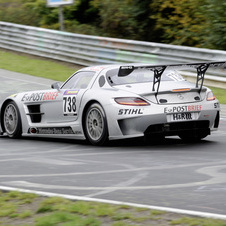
[84,103,108,145]
[179,129,209,142]
[3,101,22,138]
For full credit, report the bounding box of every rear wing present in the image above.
[118,61,226,95]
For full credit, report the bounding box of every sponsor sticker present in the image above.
[9,94,17,98]
[164,105,202,113]
[118,109,143,115]
[214,102,220,108]
[21,91,59,102]
[88,66,105,71]
[172,113,192,121]
[64,90,79,95]
[167,112,199,122]
[36,127,75,135]
[166,71,185,81]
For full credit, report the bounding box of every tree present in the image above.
[131,0,160,42]
[0,0,40,26]
[150,0,207,47]
[91,0,142,39]
[201,0,226,50]
[65,0,99,24]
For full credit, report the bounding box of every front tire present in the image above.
[84,103,108,145]
[3,101,22,138]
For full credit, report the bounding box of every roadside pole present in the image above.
[59,5,64,31]
[46,0,74,31]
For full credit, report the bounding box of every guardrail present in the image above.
[0,21,226,88]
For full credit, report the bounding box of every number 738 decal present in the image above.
[63,95,77,116]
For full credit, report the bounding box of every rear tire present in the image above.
[84,103,108,145]
[3,101,22,138]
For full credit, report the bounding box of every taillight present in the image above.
[206,91,215,101]
[114,97,150,106]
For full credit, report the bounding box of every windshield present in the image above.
[107,68,185,86]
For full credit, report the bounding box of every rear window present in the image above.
[106,68,185,86]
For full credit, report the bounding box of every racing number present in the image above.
[63,96,77,116]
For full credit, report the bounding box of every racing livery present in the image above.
[0,62,224,145]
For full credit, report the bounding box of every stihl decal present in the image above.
[118,109,143,115]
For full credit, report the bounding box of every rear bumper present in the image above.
[144,120,210,136]
[107,99,220,140]
[115,110,220,139]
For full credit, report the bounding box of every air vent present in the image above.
[27,105,44,123]
[159,99,167,103]
[194,96,200,101]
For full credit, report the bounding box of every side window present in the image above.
[61,71,95,89]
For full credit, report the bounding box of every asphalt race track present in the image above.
[1,69,226,217]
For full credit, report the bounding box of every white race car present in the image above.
[0,62,224,145]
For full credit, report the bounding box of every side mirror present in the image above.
[51,82,61,91]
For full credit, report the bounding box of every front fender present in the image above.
[0,96,29,135]
[0,98,15,134]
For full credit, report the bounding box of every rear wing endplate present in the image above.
[118,61,226,95]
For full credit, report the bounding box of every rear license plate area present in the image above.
[167,112,199,122]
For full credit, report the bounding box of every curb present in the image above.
[1,186,226,221]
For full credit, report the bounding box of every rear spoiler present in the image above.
[118,61,226,95]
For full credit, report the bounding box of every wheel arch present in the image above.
[82,99,102,131]
[81,100,109,145]
[0,99,15,133]
[0,98,22,138]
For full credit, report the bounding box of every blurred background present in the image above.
[0,0,225,50]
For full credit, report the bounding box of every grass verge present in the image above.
[208,86,226,104]
[1,190,226,226]
[0,49,226,104]
[0,49,79,82]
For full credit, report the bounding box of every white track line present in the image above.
[0,185,226,220]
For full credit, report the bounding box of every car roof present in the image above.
[81,65,117,72]
[81,63,150,73]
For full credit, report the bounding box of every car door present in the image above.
[42,71,95,123]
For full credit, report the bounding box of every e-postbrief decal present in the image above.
[21,91,59,102]
[164,105,202,113]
